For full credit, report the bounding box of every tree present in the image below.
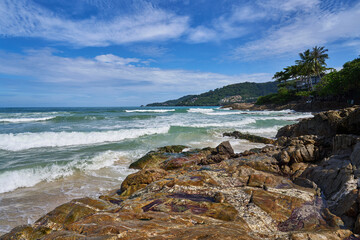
[296,49,313,90]
[273,65,299,89]
[311,46,329,80]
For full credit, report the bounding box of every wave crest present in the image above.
[0,151,135,193]
[0,117,56,123]
[125,109,175,113]
[0,127,170,151]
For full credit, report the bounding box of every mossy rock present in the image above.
[129,145,188,169]
[157,145,188,153]
[0,225,52,240]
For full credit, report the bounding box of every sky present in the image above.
[0,0,359,107]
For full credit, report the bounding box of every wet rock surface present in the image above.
[3,107,360,239]
[223,131,275,144]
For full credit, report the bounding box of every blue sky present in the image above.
[0,0,359,107]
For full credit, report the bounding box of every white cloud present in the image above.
[130,45,169,57]
[0,50,272,93]
[95,54,140,65]
[187,26,217,43]
[0,0,189,47]
[186,0,323,44]
[256,0,320,12]
[233,2,360,60]
[187,6,250,43]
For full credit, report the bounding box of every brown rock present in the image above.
[120,168,168,197]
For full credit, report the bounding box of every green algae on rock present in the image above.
[129,145,188,169]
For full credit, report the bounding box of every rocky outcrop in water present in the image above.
[3,106,360,239]
[223,131,275,144]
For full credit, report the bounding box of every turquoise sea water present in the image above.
[0,106,312,234]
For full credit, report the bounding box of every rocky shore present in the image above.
[223,101,352,112]
[2,106,360,239]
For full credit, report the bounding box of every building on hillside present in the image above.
[296,75,322,90]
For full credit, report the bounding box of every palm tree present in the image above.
[273,65,300,89]
[311,46,329,81]
[296,49,313,90]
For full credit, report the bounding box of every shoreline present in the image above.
[222,101,354,113]
[3,106,360,239]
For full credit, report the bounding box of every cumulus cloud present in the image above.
[0,0,189,47]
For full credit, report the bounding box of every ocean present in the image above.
[0,106,313,234]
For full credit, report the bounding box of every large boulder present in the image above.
[276,106,360,139]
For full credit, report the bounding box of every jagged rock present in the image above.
[223,131,275,144]
[276,106,360,139]
[214,141,235,156]
[200,141,235,165]
[331,189,359,229]
[301,155,357,208]
[3,141,349,239]
[333,134,360,155]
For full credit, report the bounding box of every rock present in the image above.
[354,214,360,234]
[129,145,188,169]
[351,142,360,168]
[301,155,357,209]
[279,150,291,164]
[290,229,353,240]
[215,141,235,156]
[221,103,255,110]
[331,189,359,229]
[3,143,344,239]
[161,151,210,170]
[340,107,360,135]
[200,141,235,165]
[223,131,275,144]
[293,178,318,190]
[276,106,360,139]
[157,145,189,153]
[119,168,168,197]
[214,192,225,203]
[333,134,360,155]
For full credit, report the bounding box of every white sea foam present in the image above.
[204,111,245,116]
[176,118,256,128]
[0,116,56,123]
[0,151,134,193]
[0,127,170,151]
[125,109,175,113]
[257,114,313,121]
[235,126,283,135]
[187,108,214,113]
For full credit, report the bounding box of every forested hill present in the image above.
[147,81,278,106]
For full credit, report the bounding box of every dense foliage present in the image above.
[256,87,299,105]
[273,46,329,91]
[147,81,278,106]
[316,58,360,101]
[256,46,331,105]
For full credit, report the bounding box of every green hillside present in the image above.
[147,81,278,106]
